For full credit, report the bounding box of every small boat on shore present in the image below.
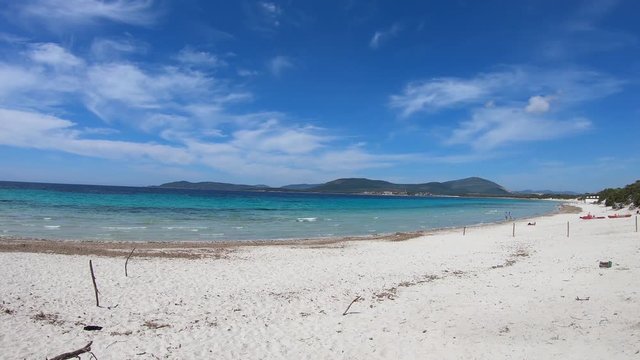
[608,214,632,218]
[580,213,605,220]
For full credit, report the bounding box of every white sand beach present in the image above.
[1,201,639,359]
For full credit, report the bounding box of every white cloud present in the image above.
[85,62,220,118]
[390,66,622,117]
[230,120,328,155]
[28,43,84,68]
[245,1,283,34]
[390,69,525,117]
[90,37,147,59]
[0,64,41,97]
[447,107,591,150]
[20,0,159,27]
[268,55,293,76]
[0,39,422,185]
[0,107,193,164]
[0,32,29,44]
[369,24,401,49]
[260,1,282,22]
[176,47,226,68]
[525,95,551,113]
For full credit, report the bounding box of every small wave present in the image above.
[163,226,208,230]
[101,226,147,230]
[43,217,52,220]
[296,217,317,222]
[233,226,244,229]
[44,225,60,229]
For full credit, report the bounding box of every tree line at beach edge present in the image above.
[596,180,640,209]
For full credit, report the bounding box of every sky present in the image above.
[0,0,638,192]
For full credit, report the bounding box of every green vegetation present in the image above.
[598,180,640,208]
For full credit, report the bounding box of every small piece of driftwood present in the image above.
[49,341,93,360]
[575,296,590,301]
[125,247,136,277]
[342,296,362,316]
[89,260,100,307]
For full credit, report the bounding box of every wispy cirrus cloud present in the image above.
[176,46,226,68]
[244,1,283,35]
[90,37,148,60]
[0,39,415,184]
[390,66,622,116]
[447,107,592,150]
[0,107,407,184]
[29,43,85,68]
[390,66,622,150]
[0,108,194,164]
[16,0,160,27]
[369,23,401,49]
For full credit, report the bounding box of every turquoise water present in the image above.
[0,182,559,242]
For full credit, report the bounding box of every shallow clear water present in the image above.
[0,182,559,242]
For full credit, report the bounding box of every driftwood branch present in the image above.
[49,341,93,360]
[575,296,590,301]
[89,260,100,307]
[125,247,136,277]
[342,296,362,316]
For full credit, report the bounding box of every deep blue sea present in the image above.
[0,181,560,242]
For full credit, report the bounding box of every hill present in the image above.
[310,177,508,196]
[156,177,510,196]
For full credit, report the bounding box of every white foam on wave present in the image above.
[43,217,52,220]
[101,226,147,230]
[296,217,317,222]
[44,225,60,229]
[163,226,208,230]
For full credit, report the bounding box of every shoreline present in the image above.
[0,202,580,258]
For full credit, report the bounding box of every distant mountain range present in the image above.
[156,177,511,196]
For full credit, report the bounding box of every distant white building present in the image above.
[584,195,599,204]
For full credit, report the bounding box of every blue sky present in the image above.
[0,0,638,192]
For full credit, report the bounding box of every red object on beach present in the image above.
[608,214,632,218]
[580,214,605,220]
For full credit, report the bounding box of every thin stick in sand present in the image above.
[49,341,94,360]
[342,296,362,316]
[125,247,136,277]
[89,260,100,307]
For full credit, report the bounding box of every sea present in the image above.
[0,181,560,242]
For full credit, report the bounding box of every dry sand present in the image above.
[1,201,639,359]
